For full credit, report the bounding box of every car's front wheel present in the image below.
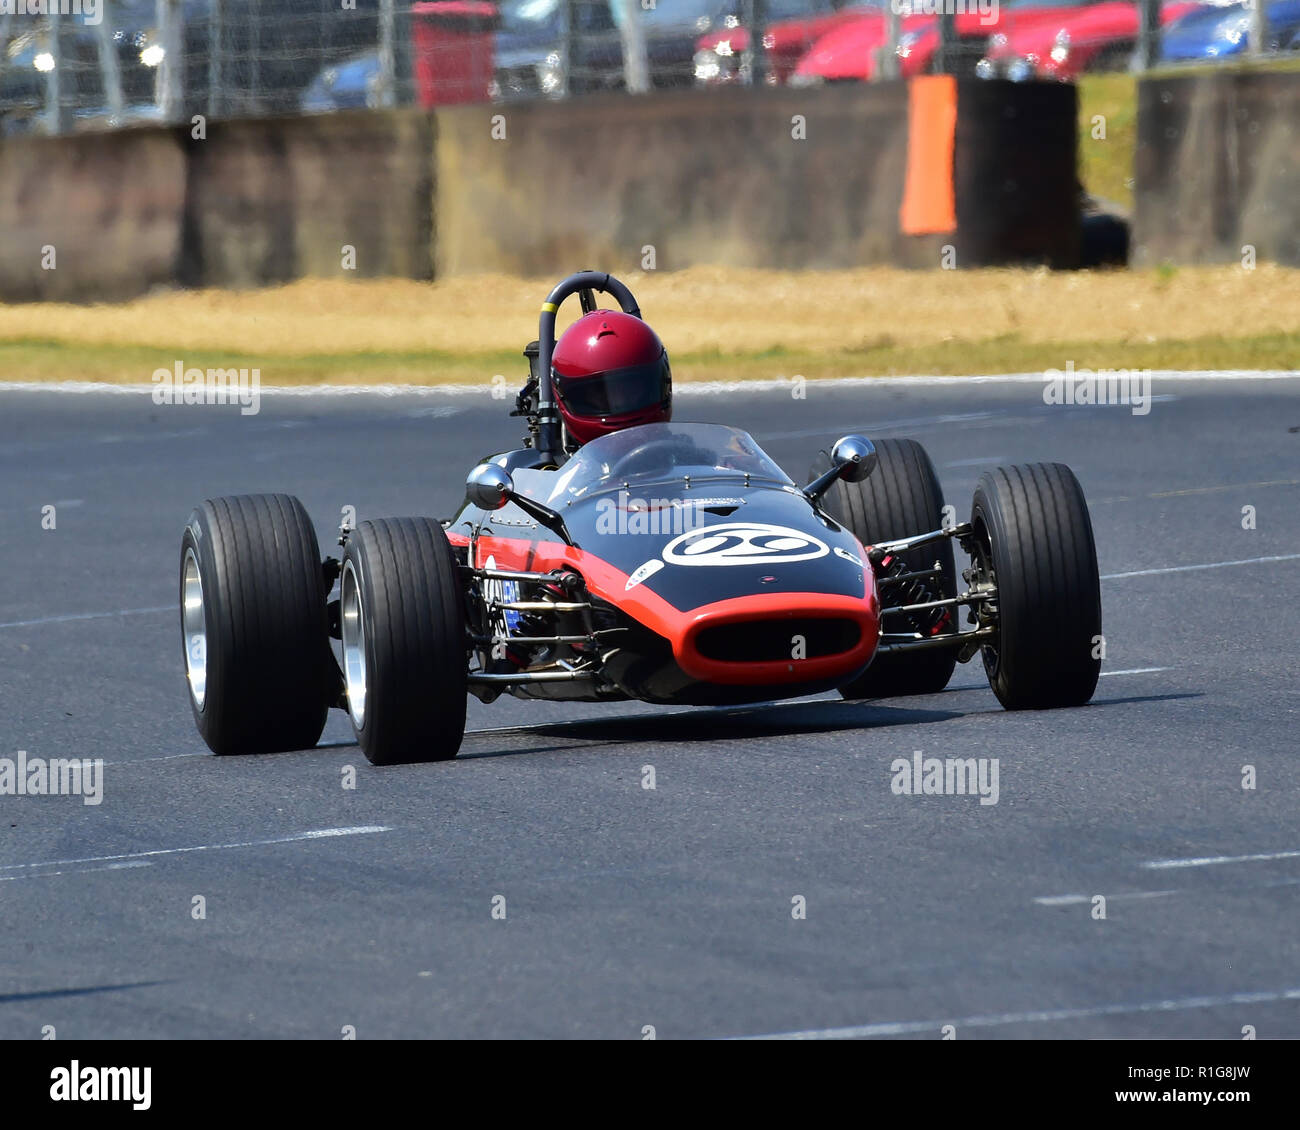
[971,463,1102,709]
[339,518,468,765]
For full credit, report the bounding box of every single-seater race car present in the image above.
[178,271,1102,765]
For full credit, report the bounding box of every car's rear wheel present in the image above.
[180,494,333,754]
[340,518,468,765]
[812,437,957,699]
[970,463,1102,709]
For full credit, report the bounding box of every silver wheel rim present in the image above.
[182,547,208,709]
[340,560,367,730]
[971,521,1001,678]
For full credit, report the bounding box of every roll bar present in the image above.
[536,271,642,461]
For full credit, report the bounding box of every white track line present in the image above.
[1144,848,1300,871]
[602,371,1300,393]
[1093,478,1300,505]
[1036,876,1300,906]
[1100,667,1170,676]
[105,752,208,767]
[0,371,1297,398]
[1149,478,1300,499]
[948,667,1167,692]
[0,861,153,883]
[738,986,1300,1039]
[0,825,391,873]
[1103,553,1300,580]
[0,605,172,630]
[1034,890,1180,907]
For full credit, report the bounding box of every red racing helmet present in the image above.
[551,310,672,447]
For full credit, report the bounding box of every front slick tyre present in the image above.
[972,463,1102,710]
[340,518,468,766]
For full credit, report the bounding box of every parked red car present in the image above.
[788,6,936,81]
[977,0,1205,80]
[790,0,1102,83]
[694,0,874,85]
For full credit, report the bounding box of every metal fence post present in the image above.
[739,0,769,86]
[751,0,767,86]
[378,0,396,106]
[935,11,957,75]
[618,0,650,93]
[209,0,223,119]
[1136,0,1160,70]
[1248,0,1268,57]
[561,0,575,97]
[43,11,66,135]
[156,0,185,123]
[95,9,126,125]
[881,3,901,80]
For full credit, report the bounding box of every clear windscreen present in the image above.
[544,422,793,505]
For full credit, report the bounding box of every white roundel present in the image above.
[661,523,830,567]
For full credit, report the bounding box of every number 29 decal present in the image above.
[661,523,830,567]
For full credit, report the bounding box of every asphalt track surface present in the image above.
[1,375,1298,1040]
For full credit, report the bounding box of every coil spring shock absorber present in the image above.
[876,553,952,637]
[500,570,592,669]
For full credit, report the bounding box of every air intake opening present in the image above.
[695,618,860,663]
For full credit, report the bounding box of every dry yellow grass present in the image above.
[0,264,1295,353]
[1,265,1296,383]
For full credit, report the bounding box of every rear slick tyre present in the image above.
[813,437,957,699]
[180,494,332,755]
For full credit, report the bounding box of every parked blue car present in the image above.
[301,51,384,112]
[1159,0,1300,61]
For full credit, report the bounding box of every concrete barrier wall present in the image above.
[0,111,433,301]
[1134,71,1300,267]
[0,128,186,302]
[180,110,435,288]
[0,80,1079,302]
[433,84,911,276]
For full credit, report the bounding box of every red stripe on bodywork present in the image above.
[448,530,881,686]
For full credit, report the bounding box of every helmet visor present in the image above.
[553,352,671,418]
